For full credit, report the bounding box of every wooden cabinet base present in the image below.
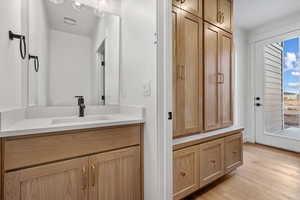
[1,124,144,200]
[173,129,243,199]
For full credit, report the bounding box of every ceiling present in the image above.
[45,0,98,37]
[235,0,300,30]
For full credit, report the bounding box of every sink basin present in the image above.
[52,115,112,125]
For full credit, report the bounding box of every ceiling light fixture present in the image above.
[64,17,77,25]
[48,0,65,4]
[72,0,83,10]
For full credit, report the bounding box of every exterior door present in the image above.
[255,39,300,153]
[89,147,141,200]
[173,8,203,138]
[4,157,88,200]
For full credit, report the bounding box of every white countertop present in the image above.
[173,126,244,145]
[0,106,144,137]
[0,114,144,137]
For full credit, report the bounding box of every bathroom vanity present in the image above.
[0,106,144,200]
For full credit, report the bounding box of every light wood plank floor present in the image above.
[187,143,300,200]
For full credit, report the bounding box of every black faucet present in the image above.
[75,96,86,117]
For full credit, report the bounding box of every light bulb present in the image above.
[48,0,64,4]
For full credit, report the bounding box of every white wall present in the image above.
[120,0,158,199]
[234,28,249,139]
[28,0,49,106]
[48,30,92,105]
[0,0,24,109]
[92,14,120,105]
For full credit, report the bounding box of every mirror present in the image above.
[28,0,120,106]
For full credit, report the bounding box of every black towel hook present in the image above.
[9,30,27,59]
[29,54,40,72]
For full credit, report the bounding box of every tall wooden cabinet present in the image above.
[173,7,203,138]
[172,0,233,138]
[204,23,233,131]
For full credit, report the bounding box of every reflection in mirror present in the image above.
[28,0,120,106]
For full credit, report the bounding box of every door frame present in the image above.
[157,0,173,199]
[249,29,300,153]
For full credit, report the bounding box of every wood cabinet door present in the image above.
[4,157,88,200]
[199,138,224,187]
[219,30,233,128]
[89,146,141,200]
[173,145,199,200]
[173,0,182,8]
[181,0,203,18]
[204,23,220,131]
[173,6,185,138]
[204,0,219,26]
[225,133,243,173]
[204,0,232,32]
[173,9,203,138]
[219,0,232,32]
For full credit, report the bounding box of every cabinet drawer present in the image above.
[225,133,243,173]
[199,138,224,187]
[173,145,199,200]
[4,125,141,171]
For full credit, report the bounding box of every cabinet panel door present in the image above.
[181,11,203,136]
[219,31,233,128]
[173,0,182,8]
[174,9,203,138]
[225,133,243,173]
[204,23,220,131]
[89,147,141,200]
[181,0,203,18]
[219,0,232,32]
[173,145,199,200]
[173,7,185,138]
[204,0,218,25]
[199,138,224,187]
[4,157,88,200]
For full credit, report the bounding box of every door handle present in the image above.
[91,164,96,187]
[82,166,87,190]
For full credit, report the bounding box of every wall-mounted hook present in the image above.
[9,30,27,59]
[29,54,39,72]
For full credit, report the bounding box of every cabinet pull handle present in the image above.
[82,166,87,190]
[91,164,96,187]
[217,11,222,23]
[217,73,224,84]
[221,12,225,24]
[180,65,185,80]
[221,73,224,84]
[180,172,186,177]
